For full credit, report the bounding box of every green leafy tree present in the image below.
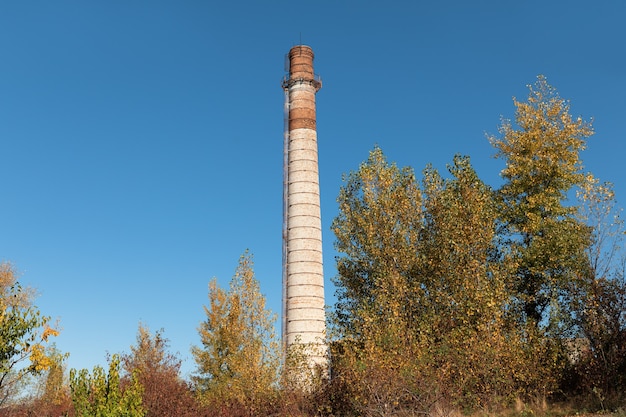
[192,251,279,407]
[0,262,60,406]
[489,76,594,331]
[70,354,144,417]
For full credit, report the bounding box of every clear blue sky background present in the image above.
[1,1,624,377]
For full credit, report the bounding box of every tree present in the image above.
[330,148,429,415]
[419,156,504,335]
[331,146,422,341]
[419,156,529,407]
[567,176,626,403]
[28,344,72,415]
[121,324,196,417]
[0,262,60,406]
[70,354,144,417]
[577,176,624,283]
[489,75,593,331]
[192,251,279,407]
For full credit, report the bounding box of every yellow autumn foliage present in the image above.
[331,78,600,412]
[192,251,279,407]
[0,262,61,405]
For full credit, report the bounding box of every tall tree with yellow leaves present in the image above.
[420,156,542,406]
[489,76,593,331]
[332,146,422,342]
[331,148,429,415]
[192,251,279,407]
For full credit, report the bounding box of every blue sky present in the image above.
[1,1,624,377]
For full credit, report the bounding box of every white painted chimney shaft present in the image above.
[282,45,326,367]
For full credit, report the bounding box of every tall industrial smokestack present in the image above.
[282,45,326,368]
